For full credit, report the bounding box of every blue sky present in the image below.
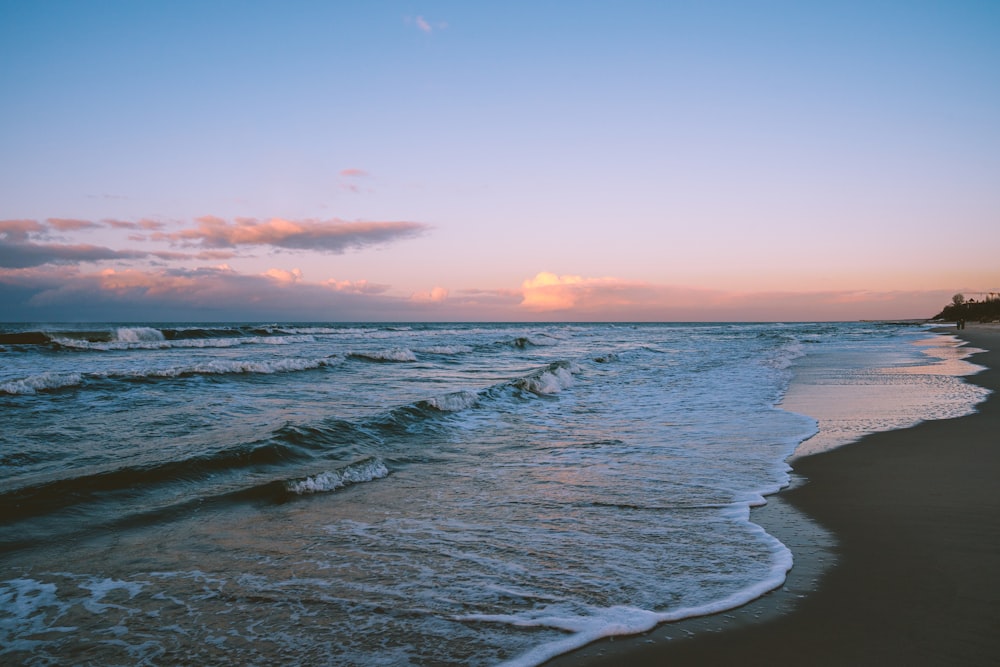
[1,1,998,321]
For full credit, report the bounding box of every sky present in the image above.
[1,0,998,322]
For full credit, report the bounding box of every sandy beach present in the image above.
[552,324,1000,666]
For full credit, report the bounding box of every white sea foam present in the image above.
[764,339,806,370]
[131,357,332,378]
[53,334,315,351]
[114,327,165,343]
[349,348,417,362]
[0,578,75,656]
[286,458,389,495]
[0,372,83,395]
[465,513,793,667]
[515,363,579,395]
[77,577,146,614]
[425,390,480,412]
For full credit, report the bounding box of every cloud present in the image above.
[337,169,372,194]
[159,216,428,252]
[410,15,446,33]
[46,218,101,232]
[104,218,166,231]
[0,239,149,268]
[0,219,46,242]
[520,272,654,311]
[517,271,952,321]
[263,267,303,285]
[324,278,389,295]
[0,264,955,322]
[410,286,449,303]
[0,265,449,321]
[0,217,239,268]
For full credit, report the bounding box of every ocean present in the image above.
[0,322,987,666]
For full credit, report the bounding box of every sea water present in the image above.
[0,322,987,665]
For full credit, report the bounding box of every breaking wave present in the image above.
[286,457,389,495]
[512,361,580,395]
[348,348,417,362]
[421,390,480,412]
[1,359,336,394]
[0,372,84,395]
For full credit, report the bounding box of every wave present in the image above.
[512,361,580,395]
[1,358,335,395]
[53,334,316,351]
[414,345,473,356]
[348,348,417,362]
[114,326,164,343]
[105,357,335,379]
[0,441,312,526]
[285,457,389,495]
[0,325,317,351]
[0,372,84,395]
[1,357,586,543]
[500,335,561,349]
[420,390,480,412]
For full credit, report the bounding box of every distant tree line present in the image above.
[934,293,1000,322]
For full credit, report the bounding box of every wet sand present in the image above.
[551,324,1000,666]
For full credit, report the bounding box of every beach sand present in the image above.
[551,324,1000,666]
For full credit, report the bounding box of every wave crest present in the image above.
[114,327,165,343]
[422,390,479,412]
[0,372,84,395]
[349,349,417,362]
[514,362,580,395]
[286,458,389,495]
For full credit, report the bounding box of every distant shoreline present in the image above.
[551,323,1000,665]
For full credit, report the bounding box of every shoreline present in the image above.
[551,323,1000,666]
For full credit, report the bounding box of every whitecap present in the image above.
[424,390,479,412]
[0,372,84,395]
[349,348,417,362]
[286,458,389,495]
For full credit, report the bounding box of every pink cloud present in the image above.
[0,219,46,242]
[517,272,953,321]
[46,218,100,232]
[160,216,428,252]
[410,286,449,303]
[520,272,662,312]
[262,268,303,285]
[0,265,431,321]
[324,278,389,295]
[103,218,167,231]
[339,168,369,178]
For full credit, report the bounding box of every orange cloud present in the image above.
[411,286,449,303]
[263,268,303,285]
[520,272,656,311]
[517,272,954,321]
